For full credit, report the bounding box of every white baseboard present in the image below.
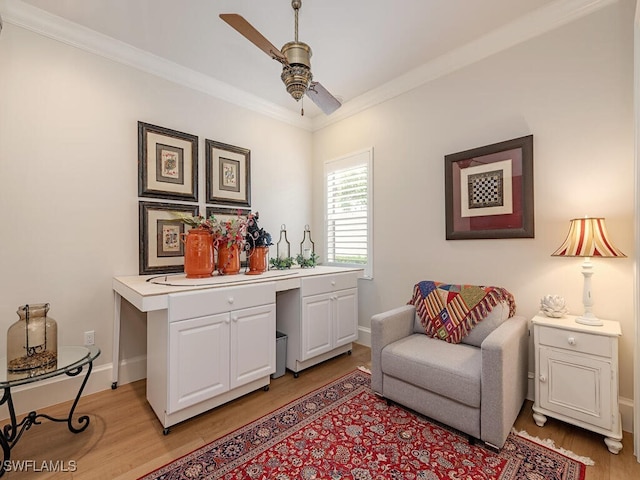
[0,355,147,420]
[527,371,535,402]
[356,326,371,347]
[113,354,147,387]
[620,396,634,434]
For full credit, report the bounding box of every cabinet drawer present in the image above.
[537,325,611,357]
[169,282,276,322]
[301,272,359,297]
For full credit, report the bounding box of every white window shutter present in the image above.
[324,148,373,278]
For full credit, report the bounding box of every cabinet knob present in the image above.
[225,318,230,324]
[331,281,336,286]
[567,337,576,346]
[232,316,238,322]
[228,297,234,304]
[539,375,547,383]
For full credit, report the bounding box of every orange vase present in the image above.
[247,246,269,275]
[217,243,241,275]
[180,227,214,279]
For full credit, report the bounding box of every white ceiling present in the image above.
[2,0,610,126]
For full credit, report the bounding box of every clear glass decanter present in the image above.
[7,303,58,373]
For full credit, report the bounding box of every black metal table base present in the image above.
[0,361,93,477]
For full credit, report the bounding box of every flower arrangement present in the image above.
[244,212,272,251]
[213,214,248,250]
[174,212,248,250]
[174,214,212,229]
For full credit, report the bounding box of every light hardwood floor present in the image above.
[2,344,638,479]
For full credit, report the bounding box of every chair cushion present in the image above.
[460,301,510,347]
[381,334,481,408]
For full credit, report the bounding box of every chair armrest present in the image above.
[370,305,416,394]
[480,315,529,448]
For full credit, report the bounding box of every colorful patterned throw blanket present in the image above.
[409,281,516,343]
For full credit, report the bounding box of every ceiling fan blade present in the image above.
[219,13,287,64]
[306,82,342,115]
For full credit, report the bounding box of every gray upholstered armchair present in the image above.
[371,302,528,449]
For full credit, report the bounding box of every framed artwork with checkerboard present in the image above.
[444,135,534,240]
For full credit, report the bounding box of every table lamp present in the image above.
[551,217,625,326]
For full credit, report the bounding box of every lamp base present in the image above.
[575,315,604,326]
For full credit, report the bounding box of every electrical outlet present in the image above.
[84,330,95,346]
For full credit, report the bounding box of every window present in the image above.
[324,148,373,279]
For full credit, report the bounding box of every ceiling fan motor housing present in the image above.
[281,41,313,100]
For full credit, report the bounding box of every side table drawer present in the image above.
[537,325,611,357]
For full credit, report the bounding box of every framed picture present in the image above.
[138,122,198,201]
[206,206,251,267]
[139,201,199,275]
[444,135,534,240]
[205,139,251,206]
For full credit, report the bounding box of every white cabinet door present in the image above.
[230,304,276,389]
[301,293,332,360]
[333,288,358,347]
[538,346,613,430]
[168,313,230,413]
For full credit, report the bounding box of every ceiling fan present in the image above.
[220,0,341,116]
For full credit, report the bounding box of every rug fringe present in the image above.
[512,429,595,466]
[357,365,371,374]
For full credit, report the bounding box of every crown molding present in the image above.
[0,0,314,131]
[311,0,619,131]
[0,0,617,133]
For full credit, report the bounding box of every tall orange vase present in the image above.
[180,227,214,278]
[217,243,241,275]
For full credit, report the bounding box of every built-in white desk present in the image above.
[112,266,363,431]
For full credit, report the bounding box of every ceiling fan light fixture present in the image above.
[281,64,312,101]
[280,41,313,101]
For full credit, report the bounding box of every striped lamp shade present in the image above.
[552,217,625,258]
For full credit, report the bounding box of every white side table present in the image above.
[532,314,622,454]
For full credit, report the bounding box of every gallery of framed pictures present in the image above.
[138,202,200,275]
[138,121,199,202]
[136,121,255,275]
[444,135,534,240]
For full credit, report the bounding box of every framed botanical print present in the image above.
[205,139,251,206]
[139,201,199,275]
[444,135,534,240]
[138,122,198,201]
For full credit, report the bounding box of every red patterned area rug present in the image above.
[139,370,587,480]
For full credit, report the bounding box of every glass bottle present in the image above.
[300,224,315,260]
[7,303,58,373]
[277,224,291,260]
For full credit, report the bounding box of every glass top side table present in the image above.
[0,345,100,477]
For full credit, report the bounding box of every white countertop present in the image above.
[113,266,364,312]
